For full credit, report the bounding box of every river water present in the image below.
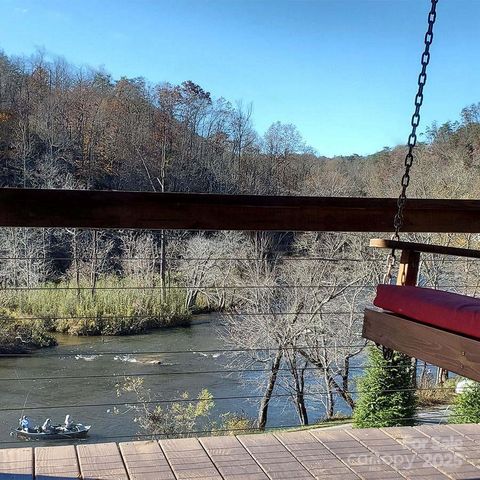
[0,314,350,447]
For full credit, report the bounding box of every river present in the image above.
[0,314,351,447]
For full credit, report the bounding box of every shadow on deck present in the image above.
[2,424,480,479]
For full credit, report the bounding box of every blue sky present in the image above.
[0,0,478,157]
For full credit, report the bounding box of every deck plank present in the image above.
[0,447,32,480]
[237,433,314,479]
[35,445,79,480]
[380,426,455,479]
[448,423,480,442]
[310,428,403,479]
[77,442,128,480]
[436,425,480,468]
[160,437,222,479]
[3,425,480,480]
[119,441,175,480]
[200,435,268,480]
[411,425,480,479]
[275,430,360,479]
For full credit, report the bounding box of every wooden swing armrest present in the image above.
[370,238,480,259]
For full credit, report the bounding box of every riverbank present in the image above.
[0,313,57,353]
[0,276,191,343]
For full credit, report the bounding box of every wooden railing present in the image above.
[2,188,480,232]
[1,187,477,443]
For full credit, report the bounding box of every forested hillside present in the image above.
[1,50,480,426]
[2,50,480,198]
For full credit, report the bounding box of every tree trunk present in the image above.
[324,372,335,419]
[12,228,19,288]
[293,367,308,426]
[342,357,355,411]
[286,351,309,426]
[295,391,309,425]
[258,347,283,430]
[159,229,166,302]
[436,367,448,385]
[185,289,198,311]
[72,229,80,297]
[90,230,98,297]
[419,361,428,387]
[411,358,418,389]
[298,349,355,411]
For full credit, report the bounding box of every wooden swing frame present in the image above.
[360,0,480,380]
[364,239,480,382]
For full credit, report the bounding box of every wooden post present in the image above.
[396,249,421,387]
[396,250,420,287]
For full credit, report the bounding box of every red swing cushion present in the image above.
[374,284,480,339]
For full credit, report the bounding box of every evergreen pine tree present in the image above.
[353,346,417,428]
[451,381,480,424]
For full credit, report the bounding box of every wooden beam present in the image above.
[370,238,480,258]
[3,188,480,232]
[363,308,480,382]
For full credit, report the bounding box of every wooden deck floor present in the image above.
[2,424,480,479]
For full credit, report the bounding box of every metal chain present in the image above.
[385,0,438,284]
[383,253,396,284]
[392,0,438,239]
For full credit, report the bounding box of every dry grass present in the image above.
[417,373,456,407]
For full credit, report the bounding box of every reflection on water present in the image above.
[0,314,342,448]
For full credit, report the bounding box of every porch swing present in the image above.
[363,0,480,382]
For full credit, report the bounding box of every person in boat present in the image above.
[20,416,31,432]
[64,414,73,430]
[41,418,52,433]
